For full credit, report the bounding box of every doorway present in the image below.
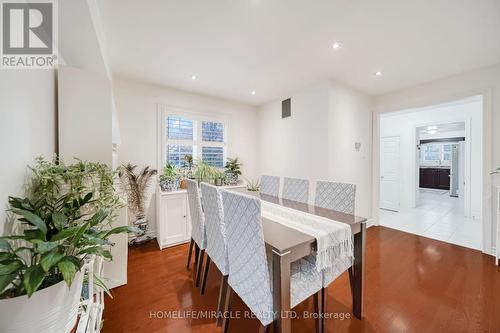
[378,97,483,250]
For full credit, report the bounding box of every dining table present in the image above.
[227,187,367,333]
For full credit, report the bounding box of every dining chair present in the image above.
[314,180,356,214]
[282,177,309,203]
[260,175,280,197]
[200,183,229,325]
[220,190,324,333]
[185,179,206,287]
[313,180,356,311]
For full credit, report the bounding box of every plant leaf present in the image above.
[23,264,46,297]
[0,260,22,275]
[40,251,65,272]
[93,273,112,298]
[50,226,80,241]
[57,259,77,287]
[0,273,16,294]
[0,239,10,250]
[79,246,112,260]
[23,229,46,241]
[34,241,58,254]
[0,252,11,262]
[88,209,111,227]
[52,212,67,230]
[11,209,47,234]
[104,226,142,238]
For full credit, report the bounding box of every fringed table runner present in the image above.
[261,200,353,271]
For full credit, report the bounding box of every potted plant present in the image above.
[159,163,180,192]
[246,178,260,192]
[118,164,158,245]
[183,154,195,179]
[194,160,217,184]
[224,157,242,185]
[213,169,226,186]
[0,158,140,333]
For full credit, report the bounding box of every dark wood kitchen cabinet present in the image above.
[419,168,450,190]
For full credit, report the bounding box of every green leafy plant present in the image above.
[194,160,218,183]
[213,169,227,186]
[159,163,178,182]
[491,167,500,175]
[246,179,260,192]
[28,157,121,224]
[0,192,141,299]
[183,154,195,179]
[224,157,242,176]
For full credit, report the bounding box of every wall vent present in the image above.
[282,98,291,118]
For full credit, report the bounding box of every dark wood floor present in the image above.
[102,226,500,333]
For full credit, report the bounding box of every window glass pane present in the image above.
[423,144,440,161]
[167,116,193,140]
[202,146,224,168]
[167,145,193,167]
[202,121,224,142]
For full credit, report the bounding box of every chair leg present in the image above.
[216,275,228,327]
[201,256,211,295]
[314,288,325,333]
[195,249,205,287]
[194,242,200,276]
[186,238,194,270]
[222,285,233,333]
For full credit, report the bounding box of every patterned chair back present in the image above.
[221,190,274,326]
[314,181,356,215]
[282,177,309,203]
[200,183,228,275]
[186,179,206,248]
[260,175,280,197]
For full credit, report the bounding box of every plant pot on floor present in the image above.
[0,271,84,333]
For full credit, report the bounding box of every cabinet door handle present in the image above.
[183,215,186,218]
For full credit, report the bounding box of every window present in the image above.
[420,143,454,166]
[162,109,227,169]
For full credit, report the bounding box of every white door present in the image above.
[380,136,400,211]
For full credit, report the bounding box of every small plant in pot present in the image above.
[224,157,242,185]
[0,157,141,333]
[159,163,180,192]
[213,169,227,186]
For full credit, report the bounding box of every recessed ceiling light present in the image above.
[375,71,382,76]
[332,42,342,50]
[191,75,197,80]
[251,90,256,95]
[427,130,437,134]
[427,125,438,131]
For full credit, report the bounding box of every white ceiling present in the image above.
[417,122,465,138]
[97,0,500,106]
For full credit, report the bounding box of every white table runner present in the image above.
[261,200,353,271]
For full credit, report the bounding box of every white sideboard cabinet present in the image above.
[155,187,192,250]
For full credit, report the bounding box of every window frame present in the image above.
[157,105,229,170]
[420,142,454,166]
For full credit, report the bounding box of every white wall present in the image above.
[112,77,259,230]
[257,80,373,218]
[379,97,483,216]
[0,70,56,235]
[373,63,500,255]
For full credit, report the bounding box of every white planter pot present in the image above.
[0,271,84,333]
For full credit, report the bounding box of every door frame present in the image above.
[372,92,493,256]
[379,135,401,211]
[412,118,472,217]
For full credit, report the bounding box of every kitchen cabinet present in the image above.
[419,168,450,190]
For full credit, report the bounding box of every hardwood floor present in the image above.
[102,226,500,333]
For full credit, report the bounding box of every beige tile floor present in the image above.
[379,189,482,250]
